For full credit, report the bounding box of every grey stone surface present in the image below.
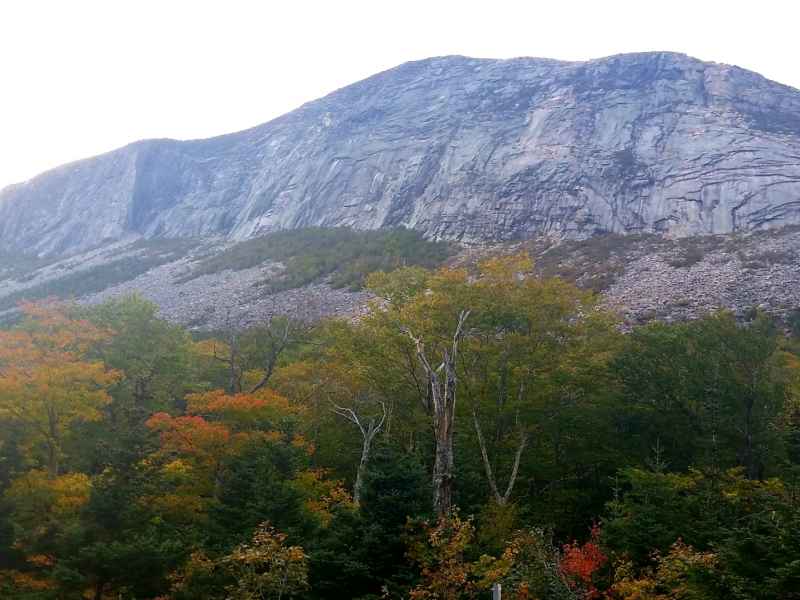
[599,229,800,324]
[82,257,371,331]
[3,52,800,257]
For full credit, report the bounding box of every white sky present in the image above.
[1,0,798,190]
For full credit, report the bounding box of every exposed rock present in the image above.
[2,52,800,258]
[528,227,800,325]
[82,255,371,330]
[2,226,799,329]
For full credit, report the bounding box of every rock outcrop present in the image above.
[2,52,800,257]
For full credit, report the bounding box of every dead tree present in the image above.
[406,309,470,517]
[331,395,387,506]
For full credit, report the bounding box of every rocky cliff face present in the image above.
[2,51,800,257]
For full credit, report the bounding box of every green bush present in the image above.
[183,227,455,292]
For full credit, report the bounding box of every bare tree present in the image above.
[331,395,388,506]
[406,309,470,517]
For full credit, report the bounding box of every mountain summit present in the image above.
[2,51,800,257]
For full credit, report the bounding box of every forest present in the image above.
[1,253,799,599]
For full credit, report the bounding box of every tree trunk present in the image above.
[472,407,502,504]
[332,399,386,507]
[432,398,455,516]
[46,441,59,479]
[408,310,469,518]
[353,435,373,507]
[743,396,757,479]
[93,580,104,600]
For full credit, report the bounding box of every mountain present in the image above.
[3,51,800,258]
[2,51,800,329]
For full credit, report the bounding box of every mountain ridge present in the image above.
[2,51,800,258]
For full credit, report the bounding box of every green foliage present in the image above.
[208,439,312,549]
[602,468,800,599]
[184,227,454,291]
[1,268,799,599]
[612,312,789,477]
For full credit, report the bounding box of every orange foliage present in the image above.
[0,569,55,592]
[146,413,232,468]
[407,513,480,600]
[185,388,305,425]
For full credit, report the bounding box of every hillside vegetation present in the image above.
[0,257,799,599]
[183,227,455,291]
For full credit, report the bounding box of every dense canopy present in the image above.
[1,256,798,599]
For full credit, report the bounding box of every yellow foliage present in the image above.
[292,469,354,526]
[608,541,719,600]
[3,470,91,553]
[5,470,91,519]
[0,303,120,476]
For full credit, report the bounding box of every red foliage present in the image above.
[560,524,606,599]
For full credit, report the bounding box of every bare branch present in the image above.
[472,405,502,504]
[502,430,529,502]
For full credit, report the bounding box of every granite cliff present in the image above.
[2,51,800,258]
[2,51,800,328]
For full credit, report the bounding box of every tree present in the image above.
[608,541,723,600]
[489,528,579,600]
[202,311,309,395]
[560,524,606,599]
[458,255,612,508]
[612,312,788,478]
[368,254,614,516]
[369,264,473,518]
[81,295,195,415]
[0,303,119,477]
[167,524,309,600]
[330,394,387,506]
[601,465,800,598]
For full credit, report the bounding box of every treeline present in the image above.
[0,254,798,599]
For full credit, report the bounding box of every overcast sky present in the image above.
[1,0,798,190]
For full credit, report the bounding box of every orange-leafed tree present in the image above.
[186,388,306,432]
[145,383,315,525]
[145,412,239,514]
[0,302,119,477]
